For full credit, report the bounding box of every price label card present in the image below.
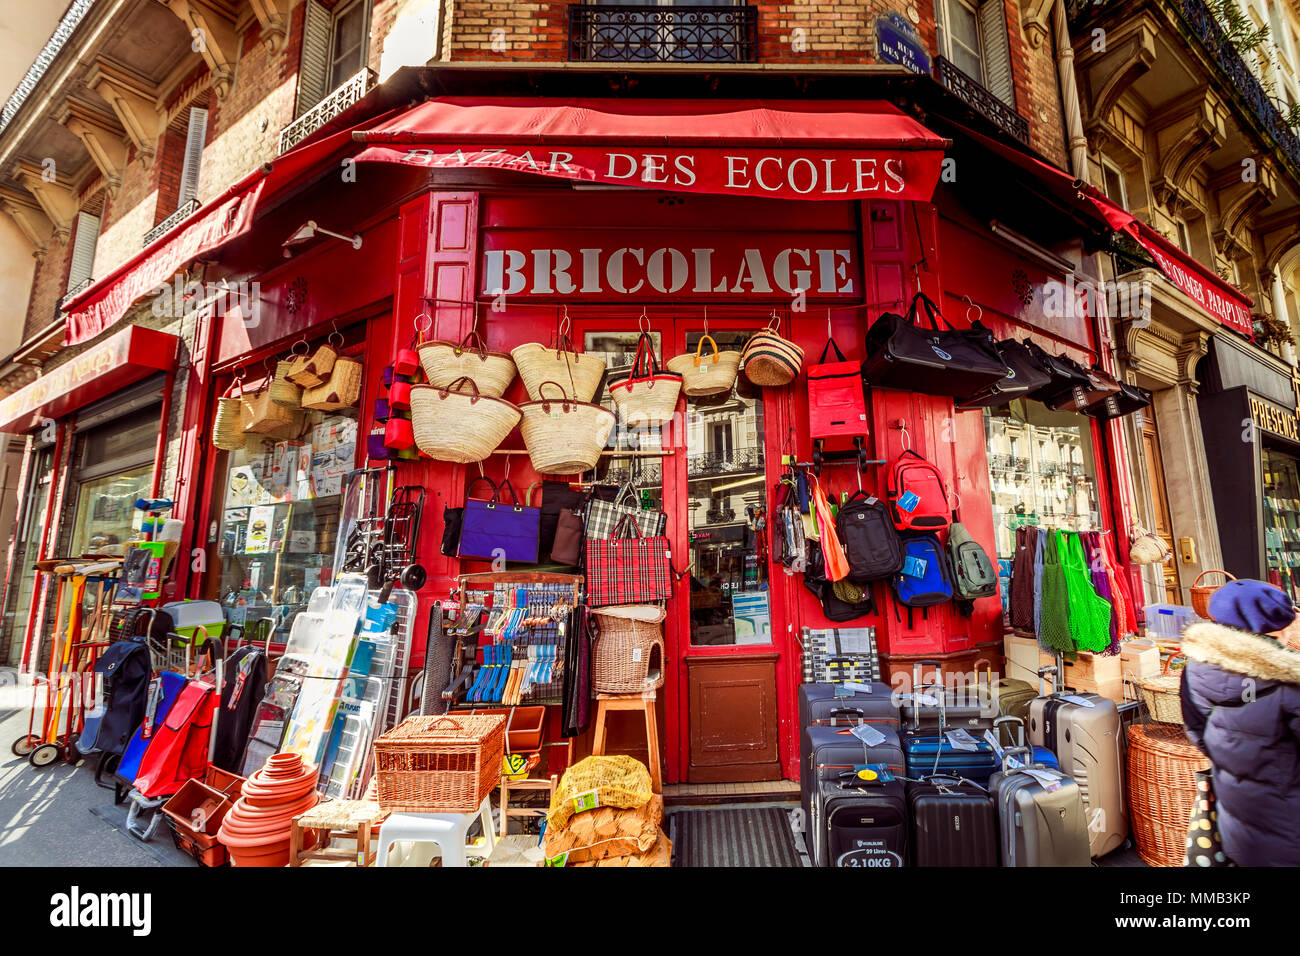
[1061,695,1097,708]
[983,729,1005,761]
[1021,768,1064,791]
[903,554,929,577]
[897,491,921,513]
[945,730,979,752]
[840,681,874,694]
[850,723,888,747]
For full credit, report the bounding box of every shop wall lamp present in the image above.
[282,220,363,258]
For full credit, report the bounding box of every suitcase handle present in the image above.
[910,681,947,731]
[1036,664,1057,697]
[1000,746,1034,772]
[993,714,1026,748]
[911,659,942,696]
[825,707,865,721]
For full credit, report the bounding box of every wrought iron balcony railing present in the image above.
[56,277,91,317]
[279,68,375,155]
[687,449,762,478]
[934,55,1030,144]
[568,4,758,63]
[0,0,96,136]
[142,198,199,248]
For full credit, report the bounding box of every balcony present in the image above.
[568,4,758,63]
[55,277,91,318]
[934,55,1030,144]
[278,68,375,155]
[687,448,762,479]
[142,198,199,248]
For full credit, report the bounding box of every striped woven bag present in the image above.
[742,316,803,387]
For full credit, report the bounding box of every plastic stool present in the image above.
[374,795,496,867]
[591,691,662,794]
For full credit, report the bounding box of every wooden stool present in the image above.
[591,691,662,793]
[498,773,558,837]
[290,799,385,867]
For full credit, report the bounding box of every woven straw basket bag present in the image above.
[410,377,521,463]
[268,360,302,408]
[419,331,517,398]
[519,381,616,474]
[667,335,741,396]
[285,342,338,388]
[302,357,364,411]
[742,318,803,387]
[1190,570,1236,619]
[212,384,246,451]
[512,335,606,402]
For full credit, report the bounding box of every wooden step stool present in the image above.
[591,690,662,793]
[498,773,558,838]
[290,799,386,867]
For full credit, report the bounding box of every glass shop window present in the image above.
[983,400,1101,565]
[69,406,161,554]
[1262,447,1300,603]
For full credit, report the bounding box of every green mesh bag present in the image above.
[1038,531,1075,655]
[1063,532,1112,653]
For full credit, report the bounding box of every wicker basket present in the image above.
[1140,655,1185,724]
[419,332,517,398]
[609,372,682,427]
[285,344,338,388]
[591,605,667,694]
[667,335,741,396]
[410,377,521,463]
[301,357,363,411]
[268,360,302,408]
[519,381,616,474]
[741,325,803,387]
[212,395,246,450]
[373,714,506,813]
[1191,569,1236,619]
[512,339,606,402]
[239,387,303,436]
[1126,723,1210,866]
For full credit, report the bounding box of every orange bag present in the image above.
[813,480,850,582]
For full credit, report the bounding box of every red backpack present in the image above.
[887,449,951,531]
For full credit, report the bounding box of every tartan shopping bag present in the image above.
[585,480,668,541]
[585,515,673,608]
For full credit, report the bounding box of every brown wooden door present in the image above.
[1141,418,1180,603]
[686,654,781,782]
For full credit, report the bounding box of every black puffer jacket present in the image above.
[1180,621,1300,866]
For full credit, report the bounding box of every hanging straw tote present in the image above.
[520,381,616,474]
[410,376,521,463]
[268,359,302,409]
[667,334,741,397]
[608,331,682,427]
[512,323,606,402]
[301,357,364,411]
[212,379,247,451]
[285,335,340,388]
[1129,522,1172,565]
[420,328,517,398]
[240,382,303,437]
[1190,569,1236,619]
[742,314,803,387]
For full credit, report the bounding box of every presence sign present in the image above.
[1250,394,1300,443]
[875,13,931,75]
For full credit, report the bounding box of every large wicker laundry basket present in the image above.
[1126,723,1210,867]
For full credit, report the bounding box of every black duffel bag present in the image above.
[1084,380,1152,421]
[1023,341,1093,406]
[957,338,1053,408]
[863,292,1009,397]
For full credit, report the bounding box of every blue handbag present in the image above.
[458,477,541,563]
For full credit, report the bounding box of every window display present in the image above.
[1262,447,1300,602]
[214,410,359,639]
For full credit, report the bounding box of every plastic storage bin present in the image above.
[1144,604,1199,641]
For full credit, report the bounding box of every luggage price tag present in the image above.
[852,763,894,783]
[909,692,941,706]
[902,555,928,577]
[896,491,921,513]
[1060,695,1096,708]
[850,723,888,747]
[840,681,873,694]
[945,729,980,752]
[1020,768,1064,792]
[833,684,855,698]
[983,729,1005,761]
[865,496,879,505]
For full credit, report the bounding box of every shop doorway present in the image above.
[575,313,785,784]
[2,444,54,667]
[1140,416,1180,604]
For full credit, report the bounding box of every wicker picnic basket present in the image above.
[301,357,363,411]
[419,331,517,398]
[1140,655,1185,724]
[373,714,506,814]
[590,605,666,694]
[212,390,246,451]
[519,381,616,474]
[1191,569,1236,619]
[1125,722,1210,867]
[410,377,521,463]
[667,335,741,397]
[268,360,302,408]
[512,337,606,402]
[285,343,338,388]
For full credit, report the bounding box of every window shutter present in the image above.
[67,212,100,289]
[296,0,333,117]
[978,0,1014,105]
[178,107,208,205]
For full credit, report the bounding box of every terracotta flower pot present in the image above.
[217,753,320,867]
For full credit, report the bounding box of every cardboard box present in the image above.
[1120,640,1161,680]
[1061,651,1122,685]
[1066,675,1125,704]
[1003,635,1056,691]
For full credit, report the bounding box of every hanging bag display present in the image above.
[886,448,951,531]
[1128,522,1173,565]
[835,490,904,583]
[862,292,1008,396]
[441,476,493,557]
[550,505,587,567]
[957,339,1053,409]
[807,337,869,440]
[268,358,303,409]
[741,314,804,387]
[1023,342,1093,405]
[285,337,339,388]
[891,534,955,616]
[585,479,668,541]
[419,326,517,398]
[239,381,304,437]
[212,377,247,451]
[1084,379,1152,421]
[1043,361,1120,414]
[585,514,673,608]
[458,478,542,564]
[1062,532,1113,652]
[410,376,522,463]
[608,331,683,426]
[812,480,851,582]
[667,334,741,396]
[301,356,364,411]
[518,381,617,475]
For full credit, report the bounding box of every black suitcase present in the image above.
[810,778,908,868]
[907,777,998,866]
[801,724,904,845]
[798,682,900,730]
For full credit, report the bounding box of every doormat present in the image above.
[667,807,804,867]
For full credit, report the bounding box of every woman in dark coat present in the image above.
[1181,579,1300,866]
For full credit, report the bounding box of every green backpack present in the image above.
[948,521,999,602]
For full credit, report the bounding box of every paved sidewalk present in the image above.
[0,670,192,867]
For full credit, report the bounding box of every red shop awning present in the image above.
[0,325,179,434]
[948,122,1254,337]
[60,119,386,347]
[352,97,950,202]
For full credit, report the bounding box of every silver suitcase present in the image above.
[987,747,1091,867]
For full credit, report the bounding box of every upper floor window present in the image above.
[329,0,369,90]
[572,0,755,64]
[1101,160,1127,208]
[935,0,1014,105]
[179,107,208,207]
[67,211,100,291]
[296,0,372,118]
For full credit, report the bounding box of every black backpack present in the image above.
[803,541,875,622]
[836,491,904,583]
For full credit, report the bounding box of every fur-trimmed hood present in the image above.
[1182,621,1300,686]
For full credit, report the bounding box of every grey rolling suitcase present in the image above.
[798,682,900,731]
[800,724,905,847]
[987,747,1091,867]
[899,659,996,732]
